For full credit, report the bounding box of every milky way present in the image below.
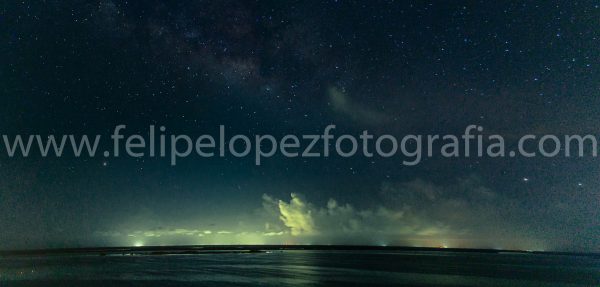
[0,1,598,251]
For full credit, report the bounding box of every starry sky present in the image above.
[0,1,598,251]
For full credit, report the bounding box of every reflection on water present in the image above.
[0,250,598,286]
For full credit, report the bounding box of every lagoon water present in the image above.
[0,250,598,286]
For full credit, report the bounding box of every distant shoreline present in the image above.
[1,245,598,258]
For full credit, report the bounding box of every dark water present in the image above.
[0,250,598,286]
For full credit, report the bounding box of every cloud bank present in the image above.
[260,176,549,250]
[91,175,595,251]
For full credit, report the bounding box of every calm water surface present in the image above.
[0,250,598,286]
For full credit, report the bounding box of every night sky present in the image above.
[1,1,598,251]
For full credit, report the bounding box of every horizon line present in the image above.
[1,244,598,258]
